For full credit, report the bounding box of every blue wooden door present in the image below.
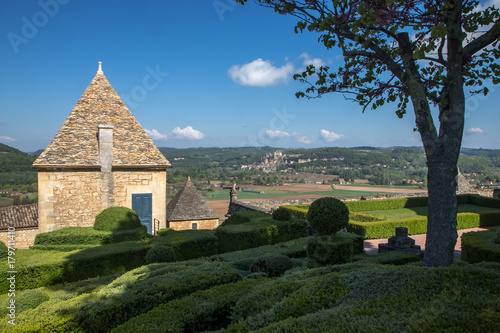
[132,193,152,234]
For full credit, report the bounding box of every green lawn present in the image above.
[363,204,500,220]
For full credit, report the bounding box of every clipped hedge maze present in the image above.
[282,194,500,239]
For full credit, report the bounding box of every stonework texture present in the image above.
[0,228,39,249]
[38,169,167,233]
[168,219,221,231]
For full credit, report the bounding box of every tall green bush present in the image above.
[306,197,349,236]
[94,206,141,232]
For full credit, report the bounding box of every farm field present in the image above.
[0,197,13,207]
[206,183,425,201]
[363,204,500,220]
[205,183,427,220]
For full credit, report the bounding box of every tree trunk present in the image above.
[423,156,459,267]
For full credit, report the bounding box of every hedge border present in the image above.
[461,228,500,263]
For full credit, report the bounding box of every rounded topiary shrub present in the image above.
[146,245,175,264]
[306,197,349,236]
[0,241,8,259]
[272,207,292,221]
[94,206,141,232]
[250,254,294,277]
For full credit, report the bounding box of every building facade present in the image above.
[33,63,170,234]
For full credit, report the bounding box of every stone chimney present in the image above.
[98,125,113,172]
[98,125,114,208]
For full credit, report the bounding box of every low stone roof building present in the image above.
[167,177,220,230]
[33,63,169,169]
[0,204,38,230]
[32,63,171,235]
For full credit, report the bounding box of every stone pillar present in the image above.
[98,125,114,208]
[494,188,500,199]
[230,183,238,203]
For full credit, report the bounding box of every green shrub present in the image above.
[94,206,141,232]
[2,261,241,332]
[156,228,174,236]
[355,251,422,265]
[307,234,354,267]
[111,279,263,333]
[32,226,148,247]
[145,245,175,264]
[220,211,269,227]
[250,254,294,277]
[29,244,99,252]
[307,197,349,236]
[280,204,309,219]
[349,210,500,240]
[496,229,500,244]
[151,230,217,261]
[461,229,500,263]
[16,290,50,313]
[0,241,8,259]
[216,219,307,253]
[228,272,348,331]
[0,241,148,292]
[78,261,241,332]
[272,208,292,221]
[211,237,309,272]
[345,196,428,212]
[349,211,387,222]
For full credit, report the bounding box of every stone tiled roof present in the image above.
[167,178,219,222]
[0,204,38,230]
[33,64,170,168]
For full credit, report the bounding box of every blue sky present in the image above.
[1,0,499,153]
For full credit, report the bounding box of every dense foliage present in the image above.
[94,206,142,232]
[306,197,350,236]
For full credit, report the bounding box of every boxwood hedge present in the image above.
[32,226,148,249]
[0,241,148,292]
[216,218,307,253]
[461,228,500,263]
[149,229,218,261]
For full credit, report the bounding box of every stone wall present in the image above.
[38,169,167,233]
[168,219,221,231]
[0,227,39,249]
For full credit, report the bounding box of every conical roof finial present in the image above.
[97,62,103,74]
[187,176,191,182]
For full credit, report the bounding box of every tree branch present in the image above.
[463,18,500,57]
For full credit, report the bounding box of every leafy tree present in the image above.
[237,0,500,266]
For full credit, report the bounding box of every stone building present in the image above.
[33,63,171,234]
[0,205,39,249]
[166,177,220,230]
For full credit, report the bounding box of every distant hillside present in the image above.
[0,144,37,188]
[0,144,37,172]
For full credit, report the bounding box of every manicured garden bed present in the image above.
[282,194,500,239]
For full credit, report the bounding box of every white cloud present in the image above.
[172,126,205,140]
[265,130,290,140]
[0,136,16,143]
[466,127,484,135]
[145,129,168,140]
[292,132,315,144]
[320,129,344,142]
[475,0,500,11]
[228,58,294,87]
[299,52,326,68]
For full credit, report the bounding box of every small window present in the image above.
[192,223,198,230]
